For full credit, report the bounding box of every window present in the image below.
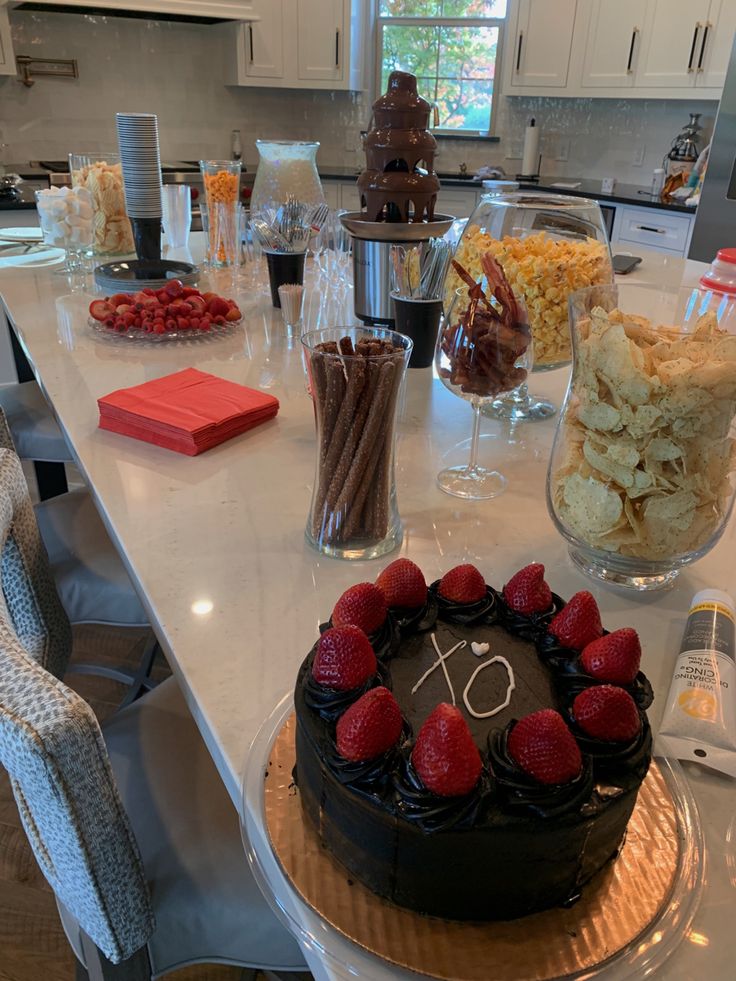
[378,2,507,136]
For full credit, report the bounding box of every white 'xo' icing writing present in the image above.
[463,657,516,719]
[411,633,516,719]
[411,635,466,706]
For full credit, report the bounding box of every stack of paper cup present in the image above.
[115,113,163,217]
[115,113,163,261]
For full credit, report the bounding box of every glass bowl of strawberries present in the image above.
[88,280,242,341]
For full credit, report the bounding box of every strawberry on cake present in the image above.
[294,559,653,921]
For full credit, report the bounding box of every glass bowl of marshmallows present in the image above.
[547,282,736,590]
[35,186,94,274]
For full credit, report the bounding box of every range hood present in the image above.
[11,1,259,21]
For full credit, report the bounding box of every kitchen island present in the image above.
[0,241,733,979]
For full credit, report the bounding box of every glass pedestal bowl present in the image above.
[435,285,531,500]
[446,191,613,420]
[547,283,736,590]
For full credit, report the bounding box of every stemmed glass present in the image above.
[435,286,531,500]
[481,348,553,422]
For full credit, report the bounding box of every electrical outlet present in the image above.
[632,145,646,167]
[556,139,570,162]
[505,142,523,160]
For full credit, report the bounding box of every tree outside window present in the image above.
[378,2,508,134]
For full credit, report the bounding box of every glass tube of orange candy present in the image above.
[200,160,241,266]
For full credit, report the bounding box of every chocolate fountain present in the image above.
[341,71,454,326]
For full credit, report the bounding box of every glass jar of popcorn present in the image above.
[69,153,135,256]
[547,283,736,590]
[446,193,613,371]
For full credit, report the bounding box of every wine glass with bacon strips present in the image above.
[435,255,531,500]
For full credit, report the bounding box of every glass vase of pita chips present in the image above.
[547,283,736,590]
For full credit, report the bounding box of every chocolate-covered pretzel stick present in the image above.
[310,356,366,539]
[332,360,396,526]
[340,356,403,541]
[324,357,381,513]
[319,352,346,466]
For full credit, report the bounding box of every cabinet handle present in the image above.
[515,32,523,72]
[248,24,254,63]
[687,23,701,72]
[697,23,711,72]
[635,224,666,234]
[626,27,639,74]
[335,29,340,69]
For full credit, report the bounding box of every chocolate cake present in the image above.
[358,71,441,223]
[294,560,653,921]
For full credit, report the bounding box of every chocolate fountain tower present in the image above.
[342,72,453,325]
[358,71,441,223]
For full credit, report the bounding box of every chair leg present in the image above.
[79,931,152,981]
[118,636,160,708]
[33,460,69,500]
[66,636,161,709]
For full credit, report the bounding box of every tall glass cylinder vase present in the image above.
[200,159,241,267]
[250,141,325,216]
[69,152,135,256]
[302,327,412,560]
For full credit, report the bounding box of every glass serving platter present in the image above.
[88,317,241,344]
[241,692,705,981]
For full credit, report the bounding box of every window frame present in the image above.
[375,8,506,138]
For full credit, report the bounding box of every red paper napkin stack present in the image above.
[98,368,279,455]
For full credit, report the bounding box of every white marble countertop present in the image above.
[0,240,733,978]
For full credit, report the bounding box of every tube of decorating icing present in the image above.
[658,589,736,777]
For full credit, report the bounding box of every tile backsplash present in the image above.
[1,10,717,185]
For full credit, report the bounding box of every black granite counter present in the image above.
[319,170,696,216]
[515,178,695,215]
[0,186,40,212]
[2,163,696,217]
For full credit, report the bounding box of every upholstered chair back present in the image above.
[0,444,72,678]
[0,616,155,962]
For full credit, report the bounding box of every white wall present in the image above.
[0,10,717,185]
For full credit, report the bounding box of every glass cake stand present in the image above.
[240,693,705,981]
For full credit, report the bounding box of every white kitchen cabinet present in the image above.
[504,0,729,99]
[613,205,693,256]
[33,1,258,16]
[580,0,643,89]
[298,0,344,83]
[509,0,578,89]
[338,180,362,212]
[242,0,284,79]
[0,4,15,77]
[635,0,711,89]
[435,188,479,220]
[322,181,340,210]
[697,0,736,88]
[225,0,368,90]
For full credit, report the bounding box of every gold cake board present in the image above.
[265,714,680,981]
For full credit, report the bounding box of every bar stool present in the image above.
[0,380,72,498]
[0,449,309,979]
[0,380,72,463]
[0,425,157,704]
